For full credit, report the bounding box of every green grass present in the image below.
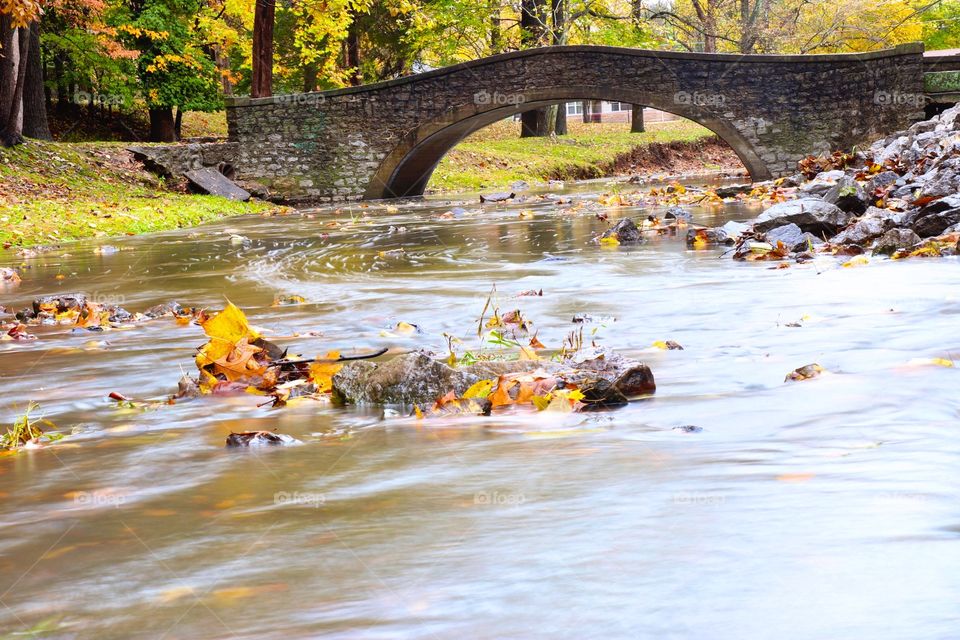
[0,140,276,248]
[430,119,717,191]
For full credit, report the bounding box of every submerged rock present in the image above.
[664,206,692,221]
[479,192,515,203]
[753,198,852,235]
[602,218,642,243]
[226,431,300,447]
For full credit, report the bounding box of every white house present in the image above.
[564,101,678,124]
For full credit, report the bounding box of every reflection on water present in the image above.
[2,180,960,639]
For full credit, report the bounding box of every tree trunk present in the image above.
[251,0,275,98]
[53,53,68,113]
[23,22,50,140]
[489,0,502,54]
[303,62,318,93]
[631,105,645,133]
[214,45,233,95]
[345,18,361,86]
[555,104,567,135]
[0,16,16,129]
[551,0,566,135]
[149,106,176,142]
[0,24,29,147]
[174,107,183,141]
[582,101,590,123]
[520,109,550,137]
[519,0,548,137]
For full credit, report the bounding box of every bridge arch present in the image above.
[225,43,925,202]
[366,87,769,199]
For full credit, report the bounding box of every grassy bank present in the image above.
[429,119,743,192]
[0,141,275,248]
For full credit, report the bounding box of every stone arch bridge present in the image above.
[225,43,929,202]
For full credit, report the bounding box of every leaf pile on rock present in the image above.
[330,348,656,415]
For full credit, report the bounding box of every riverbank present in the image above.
[428,119,745,192]
[0,140,277,249]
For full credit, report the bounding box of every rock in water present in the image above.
[480,192,515,203]
[332,352,480,405]
[331,350,655,408]
[713,184,752,198]
[226,431,300,447]
[601,218,642,243]
[763,223,806,251]
[32,293,87,315]
[753,198,853,235]
[664,206,692,221]
[185,167,251,202]
[830,217,889,245]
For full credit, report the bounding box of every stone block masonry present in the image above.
[225,43,926,202]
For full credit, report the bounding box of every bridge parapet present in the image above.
[226,43,925,202]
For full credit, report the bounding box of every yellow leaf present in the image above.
[395,321,417,335]
[842,255,869,268]
[196,302,259,368]
[463,379,494,399]
[518,345,540,360]
[599,236,620,246]
[308,351,343,393]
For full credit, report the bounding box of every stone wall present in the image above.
[225,43,926,202]
[127,142,239,178]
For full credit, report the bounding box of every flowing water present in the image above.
[2,180,960,639]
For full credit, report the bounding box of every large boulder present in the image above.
[753,198,853,235]
[823,176,869,214]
